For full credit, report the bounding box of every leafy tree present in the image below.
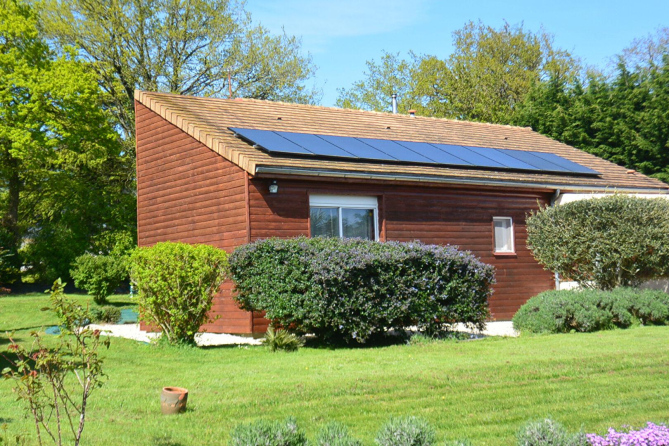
[0,0,134,283]
[336,21,578,123]
[515,29,669,182]
[40,0,320,141]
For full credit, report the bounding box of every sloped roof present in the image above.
[135,90,668,193]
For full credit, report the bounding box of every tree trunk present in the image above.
[3,154,21,249]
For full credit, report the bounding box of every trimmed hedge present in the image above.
[513,288,669,334]
[526,195,669,290]
[230,237,495,343]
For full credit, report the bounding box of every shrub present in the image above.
[230,237,495,343]
[130,242,228,345]
[228,417,307,446]
[262,326,304,353]
[586,422,669,446]
[517,419,588,446]
[526,195,669,290]
[90,306,122,324]
[376,416,435,446]
[513,288,669,334]
[71,254,128,305]
[315,422,362,446]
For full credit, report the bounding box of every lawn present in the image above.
[0,291,668,445]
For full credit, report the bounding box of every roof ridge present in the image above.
[134,90,533,131]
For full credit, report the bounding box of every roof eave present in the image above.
[254,165,669,194]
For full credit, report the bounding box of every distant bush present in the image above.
[517,419,588,446]
[90,306,121,324]
[376,416,435,446]
[586,422,669,446]
[230,237,494,343]
[229,417,307,446]
[71,254,128,305]
[526,195,669,290]
[130,242,228,345]
[513,288,669,334]
[262,326,304,353]
[315,422,362,446]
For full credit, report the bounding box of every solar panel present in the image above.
[228,127,600,176]
[274,131,354,158]
[357,138,435,163]
[318,134,398,161]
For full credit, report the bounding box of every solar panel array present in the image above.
[229,127,600,176]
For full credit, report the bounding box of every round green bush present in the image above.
[130,242,228,345]
[70,254,128,305]
[512,288,669,334]
[526,195,668,290]
[230,237,495,343]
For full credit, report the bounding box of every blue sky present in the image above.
[245,0,669,107]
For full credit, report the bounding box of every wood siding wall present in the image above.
[249,178,554,321]
[135,102,251,333]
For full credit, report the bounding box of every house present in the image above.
[134,90,669,334]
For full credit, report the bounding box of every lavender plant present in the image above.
[586,423,669,446]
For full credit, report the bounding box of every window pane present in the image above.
[311,208,339,237]
[342,208,375,240]
[494,218,513,252]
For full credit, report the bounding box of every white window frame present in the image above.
[493,216,515,253]
[309,195,379,241]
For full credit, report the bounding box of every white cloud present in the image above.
[248,0,431,45]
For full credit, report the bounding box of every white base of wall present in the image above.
[557,279,668,293]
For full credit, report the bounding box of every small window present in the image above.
[309,195,378,241]
[493,217,514,253]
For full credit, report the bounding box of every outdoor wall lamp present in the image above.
[269,180,279,194]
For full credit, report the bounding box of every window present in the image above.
[493,217,514,253]
[309,195,378,241]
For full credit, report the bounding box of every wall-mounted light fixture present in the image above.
[269,180,279,194]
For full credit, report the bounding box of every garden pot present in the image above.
[160,387,188,415]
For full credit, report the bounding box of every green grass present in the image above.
[0,292,667,445]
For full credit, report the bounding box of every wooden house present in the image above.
[134,91,668,334]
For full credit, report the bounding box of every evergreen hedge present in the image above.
[230,237,495,343]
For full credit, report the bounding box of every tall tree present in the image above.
[39,0,320,142]
[514,29,669,182]
[0,0,134,283]
[336,21,578,123]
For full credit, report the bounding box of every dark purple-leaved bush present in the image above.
[230,237,495,342]
[587,422,669,446]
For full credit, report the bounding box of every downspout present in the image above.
[549,189,561,289]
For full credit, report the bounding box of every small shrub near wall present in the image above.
[512,288,669,334]
[526,195,669,290]
[130,242,228,345]
[230,237,495,343]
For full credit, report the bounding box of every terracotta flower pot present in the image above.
[160,387,188,415]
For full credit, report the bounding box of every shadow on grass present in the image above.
[303,331,410,350]
[152,437,185,446]
[1,325,45,334]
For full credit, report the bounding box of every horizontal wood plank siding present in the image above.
[136,102,251,333]
[248,178,554,321]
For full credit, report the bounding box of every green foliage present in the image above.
[512,288,669,334]
[526,195,669,289]
[40,0,319,142]
[130,242,228,345]
[337,21,577,124]
[70,254,128,305]
[230,237,494,343]
[89,306,121,324]
[516,419,588,446]
[0,0,135,284]
[314,422,362,446]
[514,28,669,182]
[375,416,435,446]
[228,417,307,446]
[2,279,109,446]
[262,327,304,353]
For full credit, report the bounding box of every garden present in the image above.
[0,196,668,445]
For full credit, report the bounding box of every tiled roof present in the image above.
[135,90,668,193]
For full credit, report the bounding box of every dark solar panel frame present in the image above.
[229,127,600,176]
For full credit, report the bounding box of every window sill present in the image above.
[493,252,517,258]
